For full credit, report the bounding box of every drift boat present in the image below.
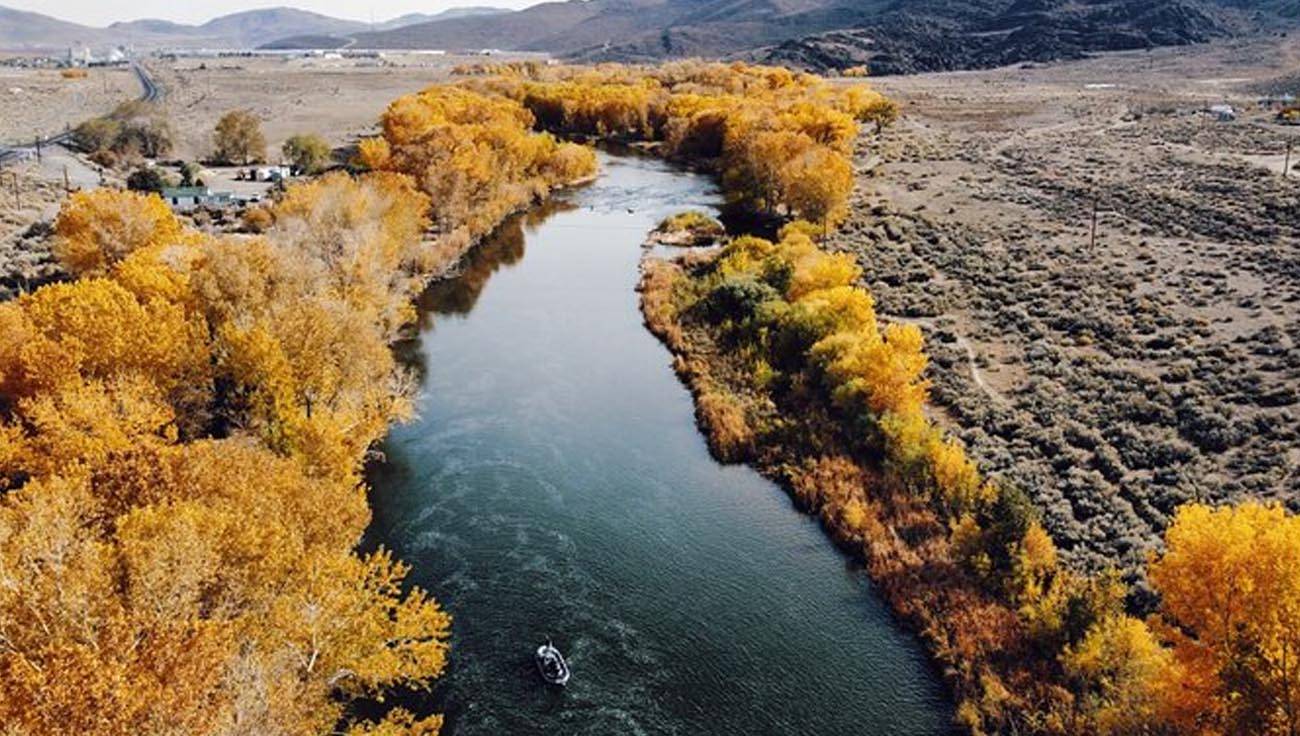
[535,639,571,686]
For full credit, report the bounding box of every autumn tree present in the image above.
[126,166,169,193]
[0,441,450,736]
[213,109,267,165]
[361,85,595,240]
[1062,614,1176,735]
[52,189,185,276]
[73,116,121,152]
[1149,502,1300,735]
[0,277,209,401]
[0,150,469,732]
[283,132,333,174]
[365,63,885,238]
[782,146,853,228]
[74,101,175,162]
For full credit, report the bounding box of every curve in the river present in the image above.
[364,152,954,735]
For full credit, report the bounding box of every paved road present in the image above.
[134,61,162,103]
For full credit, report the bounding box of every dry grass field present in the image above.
[837,37,1300,585]
[146,53,540,161]
[0,64,140,144]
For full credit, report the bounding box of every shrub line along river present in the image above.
[363,151,953,735]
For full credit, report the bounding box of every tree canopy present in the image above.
[213,109,268,165]
[0,175,448,735]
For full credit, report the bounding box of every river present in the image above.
[364,152,953,735]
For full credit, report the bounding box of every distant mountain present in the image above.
[761,0,1256,74]
[0,5,108,48]
[192,8,368,47]
[1,1,1294,73]
[350,0,1294,72]
[347,0,885,57]
[262,6,513,49]
[0,4,477,52]
[373,7,510,31]
[108,19,194,36]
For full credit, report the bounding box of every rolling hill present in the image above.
[2,1,1293,74]
[260,6,512,49]
[351,0,1291,72]
[0,5,111,49]
[373,7,511,31]
[0,4,487,51]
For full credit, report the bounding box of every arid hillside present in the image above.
[839,37,1300,586]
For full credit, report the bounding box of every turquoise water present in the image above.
[365,153,953,735]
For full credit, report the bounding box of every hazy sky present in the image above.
[10,0,532,26]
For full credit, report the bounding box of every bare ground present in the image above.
[0,162,63,299]
[0,65,140,144]
[146,54,500,161]
[835,38,1300,585]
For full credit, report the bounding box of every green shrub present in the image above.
[702,275,779,324]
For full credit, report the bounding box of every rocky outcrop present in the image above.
[761,0,1244,74]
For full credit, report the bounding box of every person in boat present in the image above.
[537,638,570,684]
[543,657,563,679]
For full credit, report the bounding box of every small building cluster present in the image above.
[64,45,132,68]
[160,187,235,211]
[237,165,291,182]
[0,46,132,69]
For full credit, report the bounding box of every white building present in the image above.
[66,46,92,67]
[248,165,291,182]
[1208,104,1237,122]
[161,187,235,211]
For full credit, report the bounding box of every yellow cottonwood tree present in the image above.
[1,169,455,735]
[361,85,595,241]
[0,278,210,409]
[1149,502,1300,735]
[1062,614,1176,735]
[53,189,184,276]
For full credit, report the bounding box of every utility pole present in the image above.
[11,172,19,209]
[63,164,70,192]
[1286,140,1293,179]
[34,136,41,163]
[1089,195,1099,250]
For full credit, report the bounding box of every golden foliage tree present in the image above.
[53,189,185,277]
[0,278,210,409]
[366,62,893,234]
[1,169,452,734]
[360,85,595,241]
[282,132,333,174]
[0,441,449,736]
[1062,614,1176,735]
[1149,502,1300,735]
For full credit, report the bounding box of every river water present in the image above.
[364,152,952,735]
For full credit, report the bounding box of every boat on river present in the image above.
[535,639,571,686]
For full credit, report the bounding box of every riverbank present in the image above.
[639,252,1049,732]
[365,151,952,735]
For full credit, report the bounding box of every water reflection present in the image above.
[367,153,951,736]
[415,198,582,321]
